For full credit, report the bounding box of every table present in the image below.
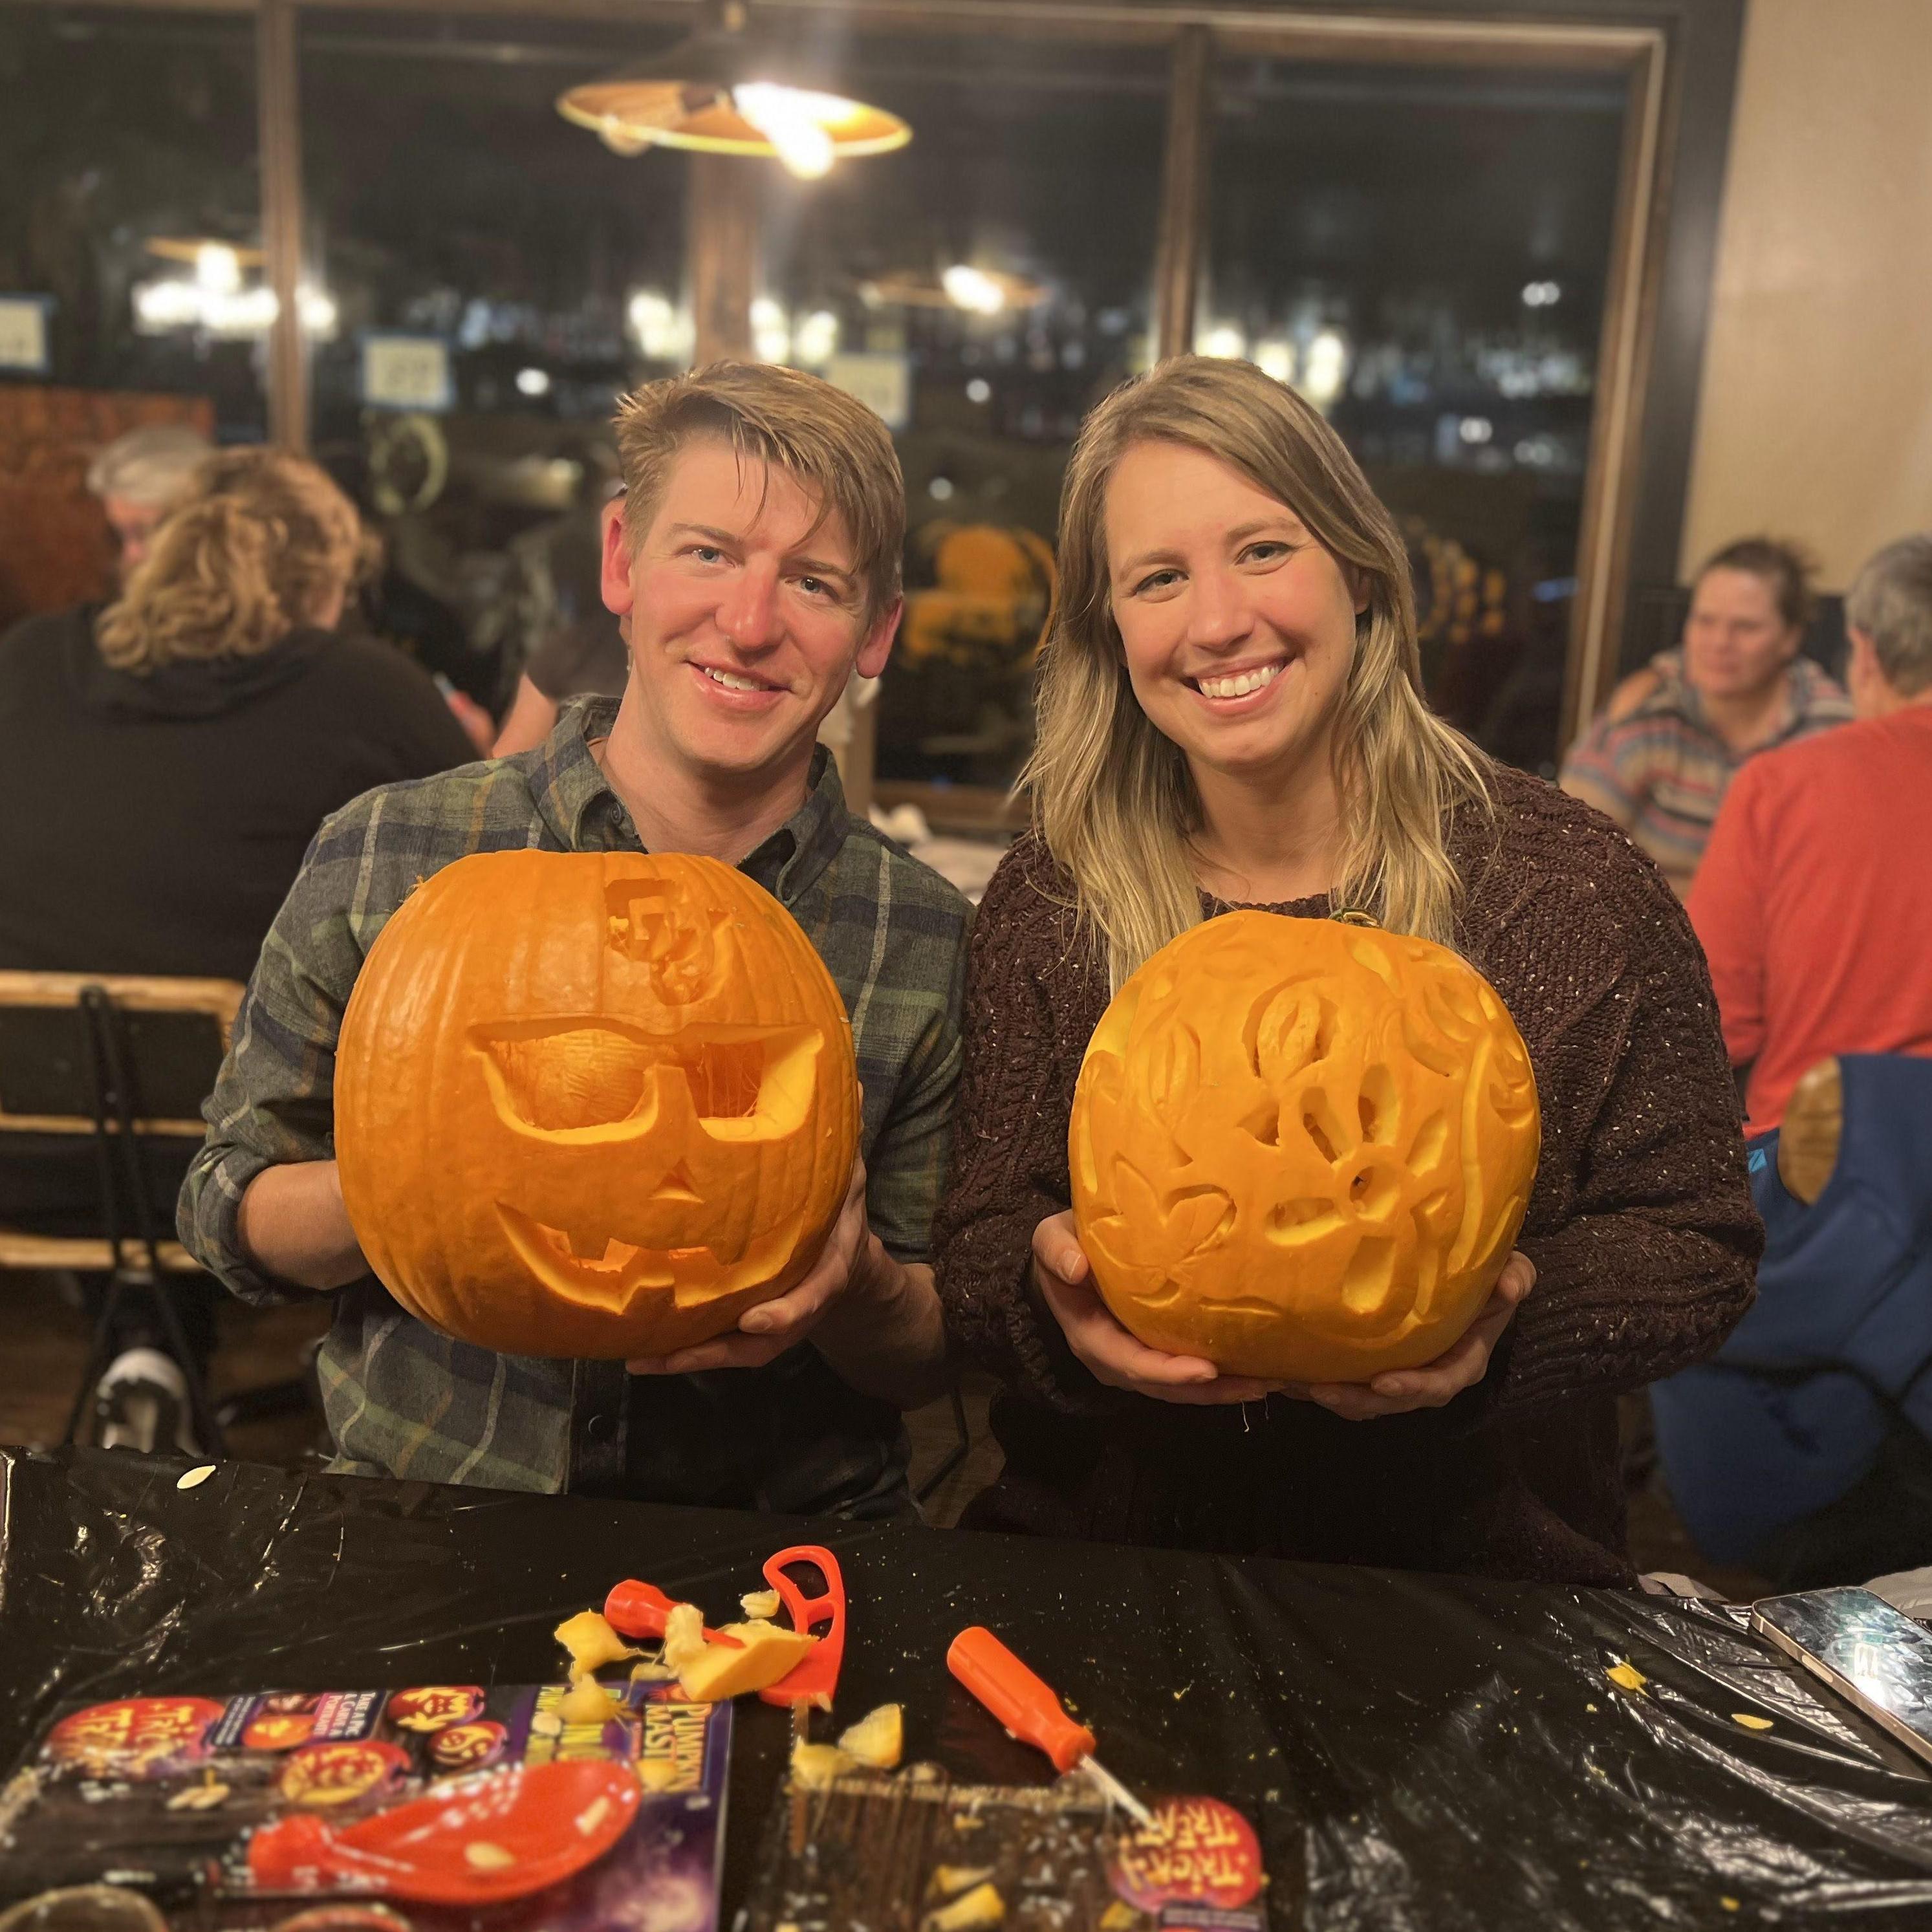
[2,1447,1929,1928]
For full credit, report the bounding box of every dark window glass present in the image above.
[759,27,1173,795]
[0,3,264,435]
[300,10,689,440]
[298,11,691,703]
[1206,57,1626,773]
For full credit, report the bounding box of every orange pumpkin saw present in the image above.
[334,851,859,1360]
[1069,912,1540,1384]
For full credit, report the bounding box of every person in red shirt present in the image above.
[1689,534,1932,1133]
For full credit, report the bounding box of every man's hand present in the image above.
[1302,1250,1536,1420]
[1032,1210,1284,1406]
[627,1153,879,1376]
[236,1160,369,1292]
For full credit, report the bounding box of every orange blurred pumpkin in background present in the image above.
[335,851,858,1360]
[1069,912,1539,1384]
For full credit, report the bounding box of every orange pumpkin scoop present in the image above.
[1069,912,1540,1384]
[334,850,859,1360]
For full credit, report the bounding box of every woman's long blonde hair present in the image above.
[96,446,363,674]
[1025,355,1492,991]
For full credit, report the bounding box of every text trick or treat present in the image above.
[335,851,859,1360]
[1069,912,1540,1383]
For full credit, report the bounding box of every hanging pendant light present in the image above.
[558,0,910,180]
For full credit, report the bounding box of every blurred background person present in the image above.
[490,488,626,755]
[87,423,212,581]
[0,445,475,1455]
[1560,537,1849,895]
[1654,533,1932,1587]
[1688,532,1932,1135]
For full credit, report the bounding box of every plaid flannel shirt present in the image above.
[1560,650,1850,895]
[179,697,970,1505]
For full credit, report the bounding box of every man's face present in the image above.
[1681,567,1799,703]
[102,495,168,578]
[600,439,899,784]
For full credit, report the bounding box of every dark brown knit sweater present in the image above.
[933,766,1763,1585]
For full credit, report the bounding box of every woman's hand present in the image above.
[1032,1211,1285,1406]
[1303,1250,1536,1420]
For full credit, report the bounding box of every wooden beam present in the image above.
[688,155,759,364]
[1152,23,1210,361]
[258,0,310,450]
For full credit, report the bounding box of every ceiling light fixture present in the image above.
[558,1,909,181]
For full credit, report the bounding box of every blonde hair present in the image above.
[96,447,363,675]
[1026,355,1492,991]
[614,360,904,626]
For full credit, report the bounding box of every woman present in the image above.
[1561,536,1850,896]
[0,445,475,983]
[0,445,473,1453]
[933,357,1761,1585]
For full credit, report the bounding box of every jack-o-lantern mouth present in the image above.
[495,1204,801,1313]
[470,1019,824,1144]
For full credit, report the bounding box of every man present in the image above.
[179,363,969,1514]
[1688,533,1932,1133]
[87,424,211,578]
[1561,537,1849,896]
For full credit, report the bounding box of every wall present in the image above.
[1680,0,1932,588]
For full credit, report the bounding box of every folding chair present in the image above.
[0,970,246,1454]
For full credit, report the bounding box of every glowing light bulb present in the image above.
[734,82,836,180]
[751,296,791,364]
[628,290,691,361]
[195,243,241,295]
[1302,328,1349,407]
[793,309,838,365]
[941,265,1005,316]
[1254,339,1295,384]
[1200,323,1245,360]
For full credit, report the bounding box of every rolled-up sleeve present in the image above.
[177,812,372,1305]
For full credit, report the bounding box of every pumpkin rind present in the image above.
[1069,912,1540,1383]
[334,850,859,1360]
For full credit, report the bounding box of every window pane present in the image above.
[301,10,689,439]
[760,27,1173,795]
[1206,56,1627,773]
[298,11,691,704]
[0,3,263,434]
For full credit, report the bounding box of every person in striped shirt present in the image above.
[1560,537,1851,896]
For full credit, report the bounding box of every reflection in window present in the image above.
[759,30,1172,793]
[0,3,265,433]
[1206,59,1625,773]
[299,11,690,704]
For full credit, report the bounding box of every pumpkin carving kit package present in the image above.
[0,1675,733,1927]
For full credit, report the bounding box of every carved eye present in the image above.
[470,1020,823,1142]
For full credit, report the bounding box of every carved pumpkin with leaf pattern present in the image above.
[335,851,858,1360]
[1069,911,1540,1384]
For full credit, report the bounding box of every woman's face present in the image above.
[1681,566,1799,702]
[1103,440,1365,788]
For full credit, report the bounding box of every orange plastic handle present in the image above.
[603,1579,741,1648]
[759,1543,847,1708]
[947,1625,1095,1774]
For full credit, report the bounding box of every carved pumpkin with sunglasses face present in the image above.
[1069,912,1539,1384]
[334,851,858,1360]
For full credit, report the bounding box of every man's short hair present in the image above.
[1846,534,1932,697]
[85,424,212,508]
[613,362,904,626]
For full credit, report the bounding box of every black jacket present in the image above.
[0,604,477,984]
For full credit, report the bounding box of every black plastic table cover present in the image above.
[2,1446,1929,1929]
